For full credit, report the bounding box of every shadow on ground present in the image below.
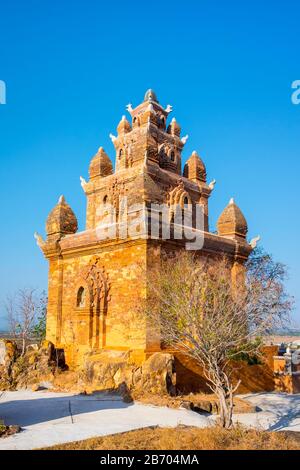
[0,389,133,427]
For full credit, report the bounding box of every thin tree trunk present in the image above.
[226,389,234,428]
[22,336,26,356]
[216,386,233,429]
[216,388,228,428]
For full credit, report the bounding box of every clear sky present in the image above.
[0,0,299,330]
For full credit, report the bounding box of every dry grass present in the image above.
[41,426,300,451]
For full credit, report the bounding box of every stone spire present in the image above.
[167,117,181,137]
[46,195,78,239]
[117,115,131,135]
[183,151,207,183]
[144,89,159,103]
[89,147,113,179]
[217,198,248,239]
[111,89,184,173]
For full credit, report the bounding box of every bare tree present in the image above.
[4,288,44,355]
[141,249,293,428]
[6,295,18,340]
[31,291,47,343]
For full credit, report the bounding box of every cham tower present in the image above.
[36,90,254,368]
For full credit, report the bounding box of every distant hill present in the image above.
[0,331,11,339]
[271,329,300,337]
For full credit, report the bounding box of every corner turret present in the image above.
[46,195,78,241]
[217,198,248,240]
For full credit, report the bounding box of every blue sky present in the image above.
[0,0,299,329]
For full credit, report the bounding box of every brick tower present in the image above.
[36,90,252,368]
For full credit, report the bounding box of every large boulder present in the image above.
[82,351,176,396]
[139,353,176,396]
[83,350,132,391]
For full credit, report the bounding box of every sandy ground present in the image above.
[0,390,299,450]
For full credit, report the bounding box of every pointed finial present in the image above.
[181,134,189,144]
[144,89,158,103]
[126,103,133,114]
[34,231,45,248]
[250,235,261,249]
[209,179,216,190]
[58,195,65,204]
[80,176,87,189]
[217,198,248,238]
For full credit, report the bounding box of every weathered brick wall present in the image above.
[49,240,153,367]
[46,256,63,345]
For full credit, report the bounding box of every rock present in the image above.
[132,367,142,386]
[141,353,176,395]
[1,344,180,398]
[113,368,125,387]
[179,399,213,414]
[0,340,65,391]
[28,353,38,365]
[118,382,133,403]
[40,340,55,361]
[0,339,17,367]
[0,424,21,437]
[31,384,40,392]
[0,373,12,391]
[211,402,219,414]
[83,350,131,391]
[8,425,21,435]
[81,351,177,397]
[123,394,133,404]
[26,344,39,353]
[0,340,19,390]
[193,400,212,414]
[180,400,193,410]
[39,381,54,390]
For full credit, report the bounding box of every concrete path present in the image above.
[233,392,300,432]
[0,390,299,449]
[0,390,209,450]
